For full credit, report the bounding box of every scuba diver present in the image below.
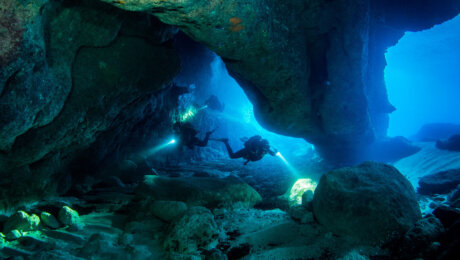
[205,95,225,112]
[217,135,277,165]
[173,122,215,150]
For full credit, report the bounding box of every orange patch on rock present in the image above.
[229,24,245,32]
[229,17,242,25]
[228,17,244,32]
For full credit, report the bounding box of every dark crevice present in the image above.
[307,33,330,134]
[0,69,20,98]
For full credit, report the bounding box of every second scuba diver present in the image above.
[217,135,277,165]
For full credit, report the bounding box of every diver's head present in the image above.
[261,139,270,150]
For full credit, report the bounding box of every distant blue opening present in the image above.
[385,14,460,137]
[173,50,314,163]
[206,56,313,158]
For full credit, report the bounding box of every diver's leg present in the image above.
[222,141,245,159]
[195,129,217,147]
[195,133,211,147]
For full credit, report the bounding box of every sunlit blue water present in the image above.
[385,14,460,137]
[207,56,313,159]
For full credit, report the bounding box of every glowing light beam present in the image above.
[276,151,299,177]
[144,138,177,157]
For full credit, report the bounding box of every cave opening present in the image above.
[137,33,322,193]
[169,33,315,166]
[385,14,460,138]
[2,0,460,258]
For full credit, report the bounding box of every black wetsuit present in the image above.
[175,123,212,149]
[222,135,276,165]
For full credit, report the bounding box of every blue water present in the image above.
[207,56,312,159]
[385,14,460,137]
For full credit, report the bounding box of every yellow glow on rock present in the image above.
[179,105,207,122]
[289,178,317,205]
[180,107,197,122]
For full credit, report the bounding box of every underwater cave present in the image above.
[0,0,459,259]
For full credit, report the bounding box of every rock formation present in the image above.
[99,0,460,162]
[0,0,180,208]
[1,0,459,208]
[418,169,460,195]
[312,162,421,245]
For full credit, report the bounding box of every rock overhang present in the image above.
[98,0,460,163]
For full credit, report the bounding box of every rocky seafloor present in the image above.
[0,142,458,260]
[1,1,460,259]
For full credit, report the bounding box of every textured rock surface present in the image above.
[1,0,459,213]
[58,206,80,226]
[5,230,22,241]
[40,212,60,229]
[387,216,444,259]
[100,0,460,162]
[164,207,221,254]
[0,0,180,209]
[312,162,421,245]
[136,175,262,209]
[147,200,188,222]
[418,169,460,195]
[433,205,460,228]
[3,211,40,233]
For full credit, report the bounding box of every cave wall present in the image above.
[1,0,459,208]
[99,0,460,162]
[0,0,180,209]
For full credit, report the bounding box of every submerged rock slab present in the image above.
[136,175,262,209]
[393,142,460,188]
[418,169,460,195]
[436,135,460,152]
[312,162,421,245]
[413,123,460,142]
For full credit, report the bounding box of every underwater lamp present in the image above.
[169,139,176,144]
[276,151,288,163]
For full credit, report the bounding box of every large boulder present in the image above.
[136,175,262,209]
[312,162,421,245]
[418,169,460,195]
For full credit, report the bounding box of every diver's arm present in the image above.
[268,147,277,156]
